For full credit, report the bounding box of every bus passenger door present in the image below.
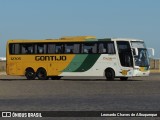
[116,41,134,77]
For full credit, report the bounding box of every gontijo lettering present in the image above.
[35,56,67,61]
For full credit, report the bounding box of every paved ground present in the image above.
[0,74,160,120]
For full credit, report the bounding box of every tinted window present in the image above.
[9,43,20,54]
[98,42,115,54]
[64,43,80,54]
[9,42,116,55]
[36,44,47,54]
[55,44,64,54]
[82,42,97,53]
[73,43,80,53]
[48,43,56,54]
[117,41,130,52]
[21,44,34,54]
[64,43,74,53]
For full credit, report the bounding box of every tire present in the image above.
[51,76,61,80]
[105,68,115,81]
[36,68,47,80]
[25,68,36,80]
[120,77,128,81]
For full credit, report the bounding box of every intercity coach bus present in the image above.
[6,36,152,80]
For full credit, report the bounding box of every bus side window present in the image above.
[9,44,14,54]
[73,43,80,53]
[21,44,27,54]
[107,42,115,54]
[84,49,88,53]
[27,46,33,54]
[9,43,20,54]
[82,42,97,54]
[37,44,46,54]
[99,42,115,54]
[22,44,34,54]
[65,43,74,54]
[56,44,63,54]
[99,43,106,53]
[48,43,56,54]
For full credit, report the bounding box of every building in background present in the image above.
[0,57,6,61]
[150,58,160,70]
[0,57,6,72]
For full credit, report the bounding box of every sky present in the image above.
[0,0,160,58]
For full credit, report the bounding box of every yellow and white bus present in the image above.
[6,36,151,80]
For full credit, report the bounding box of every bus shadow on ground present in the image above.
[62,79,143,81]
[0,78,143,81]
[61,76,143,81]
[0,78,32,81]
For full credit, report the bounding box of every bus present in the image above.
[6,36,152,80]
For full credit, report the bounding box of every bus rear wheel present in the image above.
[105,68,115,81]
[36,68,47,80]
[25,68,36,80]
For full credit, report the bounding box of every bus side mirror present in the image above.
[133,48,138,56]
[147,48,154,58]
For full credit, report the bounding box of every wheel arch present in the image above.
[37,67,46,71]
[25,67,35,73]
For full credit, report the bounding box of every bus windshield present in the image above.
[131,41,149,67]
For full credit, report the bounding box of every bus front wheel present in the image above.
[105,68,115,81]
[36,68,47,80]
[25,68,36,80]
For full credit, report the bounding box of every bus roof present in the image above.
[60,36,96,40]
[112,38,144,42]
[7,36,96,43]
[7,36,144,43]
